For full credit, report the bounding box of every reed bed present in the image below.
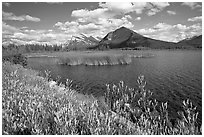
[58,54,131,66]
[26,51,132,66]
[2,62,202,135]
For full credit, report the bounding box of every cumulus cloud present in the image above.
[188,16,202,22]
[72,8,110,19]
[146,8,160,16]
[135,17,141,21]
[72,2,170,20]
[137,22,202,42]
[98,2,170,16]
[2,11,40,22]
[124,15,132,19]
[2,22,20,34]
[59,2,170,38]
[99,2,148,14]
[181,2,201,9]
[146,2,170,16]
[2,22,69,45]
[167,10,176,15]
[56,11,134,38]
[55,17,133,38]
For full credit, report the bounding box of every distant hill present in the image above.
[177,35,202,48]
[64,34,100,50]
[91,27,201,50]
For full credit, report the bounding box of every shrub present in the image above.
[2,54,27,67]
[104,75,201,135]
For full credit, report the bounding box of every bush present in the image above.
[2,54,27,67]
[104,75,201,135]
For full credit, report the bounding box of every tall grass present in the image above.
[2,62,202,135]
[58,55,131,66]
[26,51,132,66]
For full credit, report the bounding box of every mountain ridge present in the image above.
[64,34,100,50]
[91,26,201,50]
[177,35,202,48]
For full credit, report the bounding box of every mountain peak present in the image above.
[63,33,100,50]
[96,26,176,49]
[118,26,130,30]
[116,26,133,32]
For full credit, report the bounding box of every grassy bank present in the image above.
[2,62,202,135]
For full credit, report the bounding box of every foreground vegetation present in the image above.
[2,62,202,135]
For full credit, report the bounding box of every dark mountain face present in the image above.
[96,26,177,50]
[177,35,202,48]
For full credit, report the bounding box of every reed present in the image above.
[26,51,132,66]
[58,54,131,66]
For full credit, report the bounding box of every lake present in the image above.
[27,50,202,124]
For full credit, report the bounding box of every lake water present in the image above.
[27,50,202,124]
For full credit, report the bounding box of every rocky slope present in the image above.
[93,27,177,50]
[64,34,100,50]
[177,35,202,48]
[92,27,202,50]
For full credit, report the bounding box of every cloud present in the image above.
[124,15,132,19]
[146,2,170,16]
[99,2,170,16]
[2,22,20,34]
[153,23,172,30]
[188,16,202,22]
[146,8,160,16]
[2,22,69,45]
[54,16,134,38]
[56,6,135,38]
[99,2,148,14]
[2,11,40,22]
[135,17,141,21]
[137,23,202,42]
[181,2,201,9]
[65,2,170,38]
[3,2,11,7]
[69,2,170,36]
[72,8,109,18]
[167,10,176,15]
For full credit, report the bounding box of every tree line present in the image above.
[2,44,65,67]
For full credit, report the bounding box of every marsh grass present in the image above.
[58,54,131,66]
[2,62,202,135]
[26,51,132,66]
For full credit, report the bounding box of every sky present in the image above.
[2,2,202,45]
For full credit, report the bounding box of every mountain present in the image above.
[64,34,100,50]
[64,27,201,50]
[93,27,177,50]
[177,35,202,48]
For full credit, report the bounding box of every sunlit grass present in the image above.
[2,62,202,135]
[26,51,132,66]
